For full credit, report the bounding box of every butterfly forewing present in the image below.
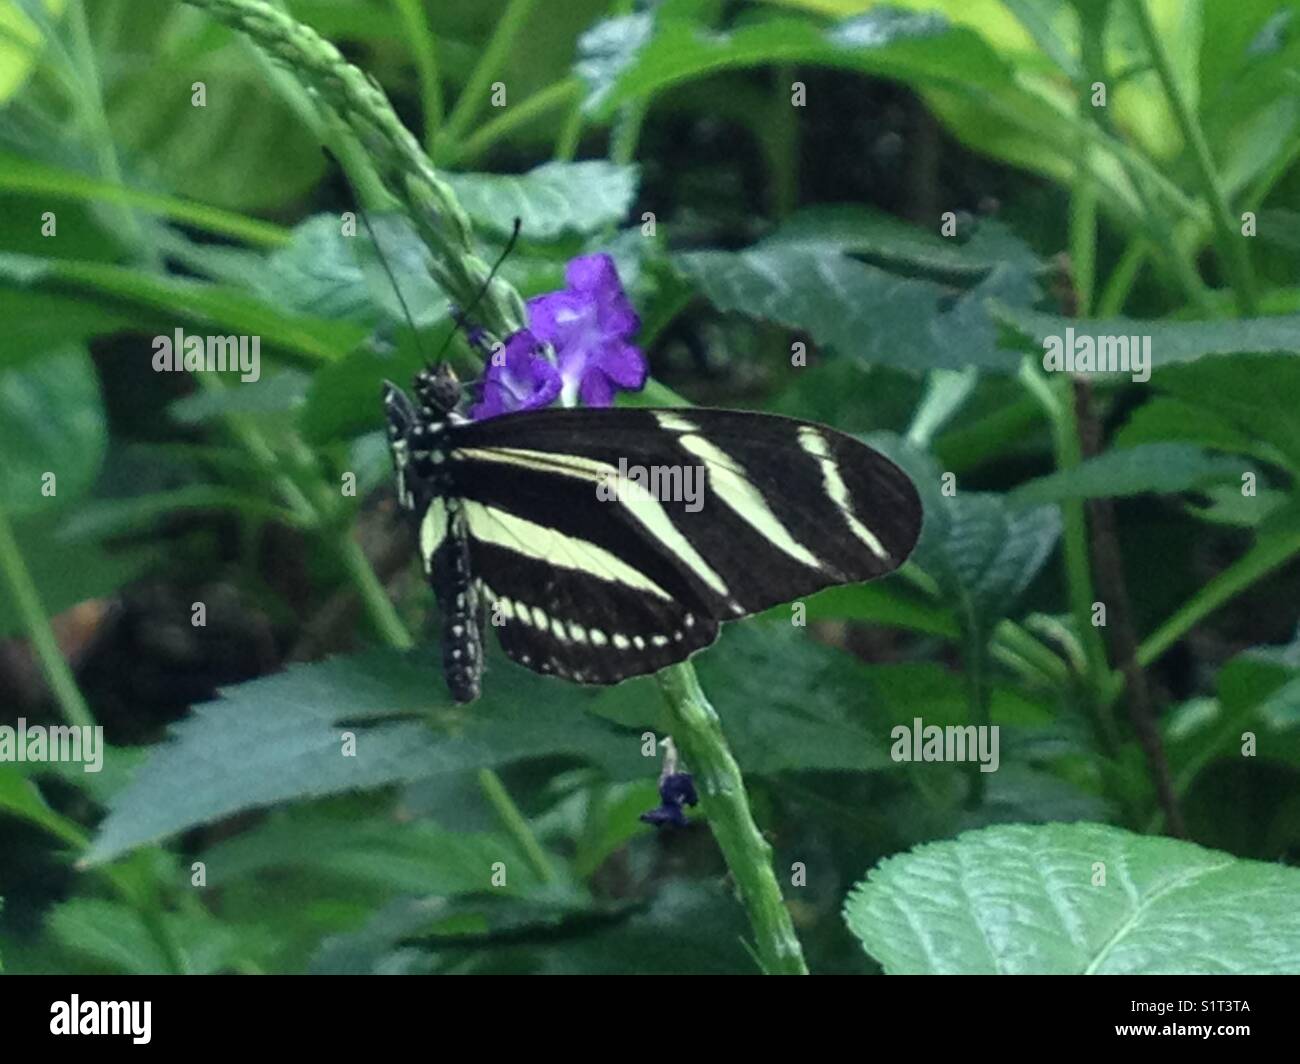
[418,406,921,690]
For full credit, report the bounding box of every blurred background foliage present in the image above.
[0,0,1298,974]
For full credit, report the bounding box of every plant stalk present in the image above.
[1126,0,1257,315]
[657,662,808,975]
[0,508,96,730]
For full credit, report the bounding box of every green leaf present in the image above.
[1151,355,1300,475]
[200,808,544,896]
[167,370,309,425]
[1257,208,1300,254]
[0,151,291,247]
[803,582,958,638]
[0,1,66,103]
[103,2,324,212]
[576,6,1106,208]
[257,214,376,323]
[445,162,639,241]
[1114,396,1260,457]
[0,766,86,847]
[0,252,363,364]
[674,245,1027,373]
[301,341,431,445]
[84,648,646,865]
[692,624,894,774]
[0,287,134,367]
[53,486,293,542]
[998,306,1300,368]
[1010,443,1252,506]
[46,897,237,975]
[578,9,1036,118]
[588,623,897,776]
[767,204,1041,281]
[844,822,1300,973]
[912,492,1062,638]
[0,345,105,515]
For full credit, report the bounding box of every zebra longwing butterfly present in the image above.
[384,363,923,703]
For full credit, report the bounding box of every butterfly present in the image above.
[384,363,922,702]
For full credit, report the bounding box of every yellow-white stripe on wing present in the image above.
[453,444,737,608]
[461,499,674,600]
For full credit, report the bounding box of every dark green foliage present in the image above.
[0,0,1297,976]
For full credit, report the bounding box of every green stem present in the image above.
[392,0,443,151]
[1096,238,1147,317]
[962,632,991,807]
[1069,32,1099,320]
[1135,522,1300,672]
[553,92,586,162]
[1126,0,1257,315]
[64,0,154,267]
[657,662,808,975]
[0,508,96,729]
[477,768,556,884]
[439,0,538,155]
[609,100,646,167]
[454,78,582,166]
[767,65,799,218]
[184,0,526,338]
[0,160,290,247]
[335,535,414,650]
[906,368,977,449]
[991,619,1071,689]
[1017,364,1114,732]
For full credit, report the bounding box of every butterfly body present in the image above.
[384,366,923,703]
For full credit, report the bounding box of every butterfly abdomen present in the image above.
[430,502,483,703]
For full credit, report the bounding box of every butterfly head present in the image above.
[413,363,463,419]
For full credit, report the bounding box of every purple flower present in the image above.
[527,253,647,407]
[640,772,699,829]
[468,328,561,420]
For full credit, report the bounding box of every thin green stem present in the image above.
[392,0,443,152]
[335,535,414,650]
[991,619,1072,689]
[962,633,992,807]
[553,93,586,162]
[1017,364,1112,701]
[1070,25,1099,319]
[185,0,526,337]
[0,508,96,729]
[609,100,646,167]
[0,158,291,247]
[767,65,799,218]
[1135,523,1300,673]
[907,368,978,449]
[1126,0,1257,315]
[454,78,582,166]
[439,0,538,155]
[1096,238,1147,317]
[65,0,154,266]
[657,662,808,975]
[477,768,556,884]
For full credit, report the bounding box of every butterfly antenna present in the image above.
[356,203,431,367]
[432,216,523,363]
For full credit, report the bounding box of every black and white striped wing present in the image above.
[441,406,921,685]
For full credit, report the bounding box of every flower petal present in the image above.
[469,329,561,420]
